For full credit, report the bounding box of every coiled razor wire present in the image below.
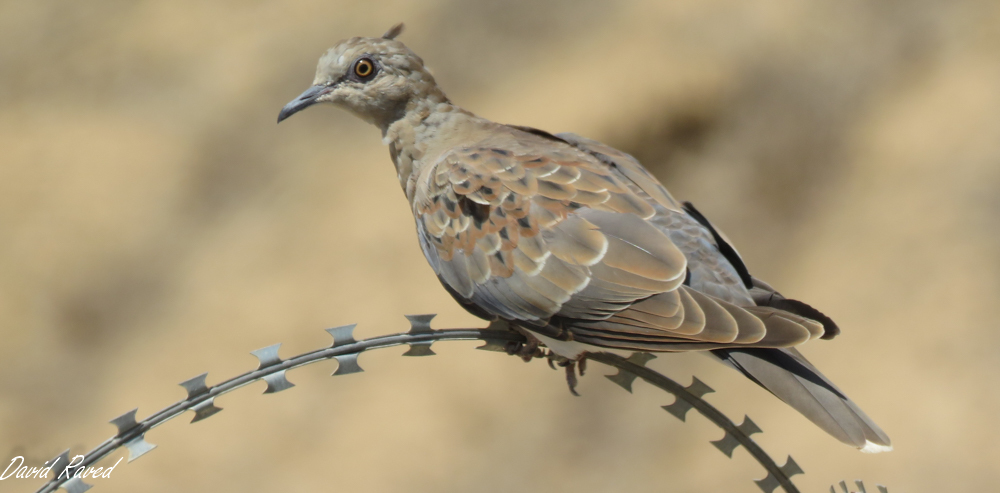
[30,314,889,493]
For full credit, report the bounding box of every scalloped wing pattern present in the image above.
[413,126,822,350]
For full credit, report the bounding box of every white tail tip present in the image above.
[860,440,893,453]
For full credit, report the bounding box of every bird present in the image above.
[277,23,892,453]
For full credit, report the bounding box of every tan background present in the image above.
[3,1,1000,492]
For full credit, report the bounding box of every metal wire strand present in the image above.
[33,317,808,493]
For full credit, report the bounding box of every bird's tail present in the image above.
[710,347,892,452]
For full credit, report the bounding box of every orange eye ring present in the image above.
[354,59,374,78]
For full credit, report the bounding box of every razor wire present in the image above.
[29,314,886,493]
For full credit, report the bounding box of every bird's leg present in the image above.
[517,339,542,362]
[506,327,586,394]
[504,335,544,363]
[559,359,580,396]
[543,348,569,368]
[504,340,522,356]
[542,350,586,396]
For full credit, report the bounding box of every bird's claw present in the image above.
[505,340,543,362]
[507,338,587,396]
[561,360,580,396]
[548,352,587,396]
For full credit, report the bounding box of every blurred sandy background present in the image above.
[2,1,1000,492]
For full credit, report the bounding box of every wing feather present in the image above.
[414,125,827,352]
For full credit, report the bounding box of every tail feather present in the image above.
[710,347,892,452]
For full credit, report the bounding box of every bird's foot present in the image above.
[561,360,579,396]
[544,350,587,396]
[507,332,587,395]
[505,340,544,363]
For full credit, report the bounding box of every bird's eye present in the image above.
[354,58,375,79]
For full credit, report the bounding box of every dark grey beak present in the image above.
[277,84,331,123]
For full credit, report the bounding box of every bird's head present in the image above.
[277,23,446,129]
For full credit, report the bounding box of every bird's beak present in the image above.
[277,84,331,123]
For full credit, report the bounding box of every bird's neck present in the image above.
[382,96,480,203]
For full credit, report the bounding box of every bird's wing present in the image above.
[549,130,756,305]
[413,126,821,349]
[549,131,686,213]
[551,131,842,341]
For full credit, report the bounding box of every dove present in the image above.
[277,24,891,453]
